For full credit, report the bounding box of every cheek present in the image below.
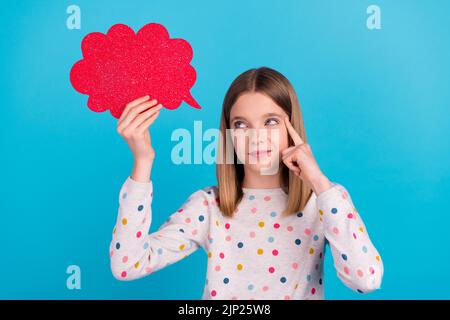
[231,132,248,157]
[270,129,289,153]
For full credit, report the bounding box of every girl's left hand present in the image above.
[281,117,333,195]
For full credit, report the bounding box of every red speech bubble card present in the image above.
[70,23,201,118]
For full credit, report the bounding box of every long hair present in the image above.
[216,66,313,217]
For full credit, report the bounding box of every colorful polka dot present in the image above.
[115,175,380,300]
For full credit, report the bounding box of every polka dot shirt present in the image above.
[110,176,384,299]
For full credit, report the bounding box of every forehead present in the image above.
[230,92,287,120]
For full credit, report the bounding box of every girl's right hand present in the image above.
[117,95,163,163]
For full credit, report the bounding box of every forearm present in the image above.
[131,158,154,183]
[317,184,384,293]
[311,174,333,196]
[110,176,154,280]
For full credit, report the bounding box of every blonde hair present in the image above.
[216,66,313,217]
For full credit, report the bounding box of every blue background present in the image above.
[1,0,449,299]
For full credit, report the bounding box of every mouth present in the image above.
[248,149,272,158]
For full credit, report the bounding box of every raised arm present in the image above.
[110,95,210,280]
[316,183,384,294]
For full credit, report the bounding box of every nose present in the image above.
[249,128,269,146]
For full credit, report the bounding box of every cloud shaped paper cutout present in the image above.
[70,23,201,118]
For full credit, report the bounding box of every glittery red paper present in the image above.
[70,23,201,118]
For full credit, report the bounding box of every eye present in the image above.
[233,120,247,129]
[265,118,279,126]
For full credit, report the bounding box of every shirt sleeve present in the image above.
[316,182,384,294]
[109,176,211,281]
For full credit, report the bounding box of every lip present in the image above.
[248,149,272,157]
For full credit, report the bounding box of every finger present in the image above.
[284,159,301,174]
[128,103,162,131]
[281,146,296,157]
[284,117,304,146]
[135,105,162,131]
[118,99,159,129]
[119,98,157,127]
[282,149,296,161]
[137,109,161,133]
[118,95,150,123]
[282,145,305,161]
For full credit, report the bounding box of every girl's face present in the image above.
[229,92,290,174]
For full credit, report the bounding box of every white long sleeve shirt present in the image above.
[110,176,384,299]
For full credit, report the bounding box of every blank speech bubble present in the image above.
[70,23,201,118]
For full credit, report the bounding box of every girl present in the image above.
[110,67,384,300]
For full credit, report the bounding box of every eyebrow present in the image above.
[230,112,285,123]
